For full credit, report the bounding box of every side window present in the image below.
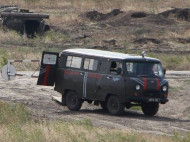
[110,61,122,75]
[84,58,98,71]
[66,56,82,68]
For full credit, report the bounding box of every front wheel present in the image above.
[66,91,83,111]
[141,102,159,116]
[107,95,124,115]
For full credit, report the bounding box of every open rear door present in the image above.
[37,51,59,86]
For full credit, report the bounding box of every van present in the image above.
[37,49,169,116]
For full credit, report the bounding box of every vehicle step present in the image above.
[52,95,62,103]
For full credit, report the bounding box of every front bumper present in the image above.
[127,97,169,104]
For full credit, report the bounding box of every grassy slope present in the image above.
[1,0,190,12]
[0,29,190,70]
[0,0,190,70]
[0,101,189,142]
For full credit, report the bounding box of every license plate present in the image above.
[148,98,160,102]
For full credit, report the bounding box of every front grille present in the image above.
[142,90,160,98]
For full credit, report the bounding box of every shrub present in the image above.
[0,50,8,68]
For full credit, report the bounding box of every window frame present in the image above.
[83,58,98,71]
[65,55,82,69]
[83,57,99,72]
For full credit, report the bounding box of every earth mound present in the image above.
[159,8,190,22]
[84,9,177,27]
[131,12,148,18]
[134,38,162,44]
[85,9,123,21]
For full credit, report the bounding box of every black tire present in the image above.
[107,95,124,115]
[141,103,159,116]
[61,94,66,106]
[100,102,107,110]
[66,91,83,111]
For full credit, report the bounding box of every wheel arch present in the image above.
[104,93,118,103]
[62,89,77,105]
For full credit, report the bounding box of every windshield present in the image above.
[126,62,164,77]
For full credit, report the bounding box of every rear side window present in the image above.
[84,58,98,71]
[66,56,82,68]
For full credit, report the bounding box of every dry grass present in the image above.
[0,1,190,141]
[0,29,23,44]
[165,30,190,39]
[1,0,190,12]
[1,0,190,35]
[0,101,189,142]
[149,53,190,70]
[0,27,190,70]
[0,0,190,71]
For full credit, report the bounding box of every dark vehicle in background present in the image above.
[37,49,169,116]
[0,5,50,37]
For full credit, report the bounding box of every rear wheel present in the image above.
[66,91,83,111]
[141,102,159,116]
[107,95,124,115]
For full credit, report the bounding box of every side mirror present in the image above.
[116,68,122,75]
[163,69,166,75]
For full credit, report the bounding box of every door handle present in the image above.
[107,76,111,79]
[80,73,84,76]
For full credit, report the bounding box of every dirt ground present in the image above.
[0,72,190,136]
[65,8,190,52]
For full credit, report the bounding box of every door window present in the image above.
[43,54,57,65]
[110,61,122,75]
[84,58,98,71]
[66,56,82,68]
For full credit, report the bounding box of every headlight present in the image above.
[136,84,141,91]
[162,86,167,92]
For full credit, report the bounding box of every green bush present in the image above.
[0,50,8,68]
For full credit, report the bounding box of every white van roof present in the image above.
[63,49,160,61]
